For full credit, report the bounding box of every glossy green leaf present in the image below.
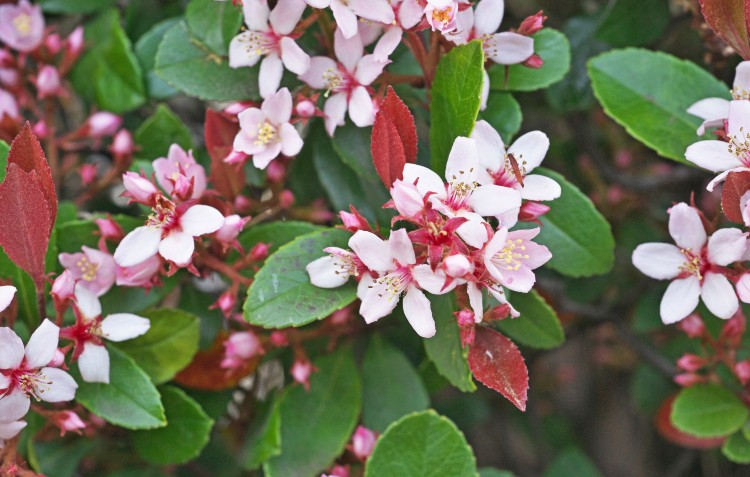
[424,295,476,392]
[75,346,166,430]
[237,221,322,257]
[365,410,477,477]
[39,0,116,13]
[185,0,243,55]
[479,93,522,143]
[534,168,615,277]
[671,384,749,437]
[588,48,730,163]
[497,290,564,349]
[115,308,200,384]
[490,29,571,92]
[155,21,259,101]
[723,431,750,464]
[135,18,180,99]
[134,104,193,160]
[242,397,283,470]
[264,346,362,477]
[430,41,484,174]
[542,447,603,477]
[595,0,669,47]
[0,248,38,326]
[32,439,95,477]
[243,228,357,328]
[362,335,430,432]
[132,385,214,465]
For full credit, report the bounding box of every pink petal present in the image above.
[269,0,308,35]
[520,174,561,201]
[398,0,424,28]
[354,54,387,86]
[253,141,283,169]
[334,28,363,71]
[299,56,338,89]
[324,93,348,136]
[262,87,293,124]
[40,367,78,402]
[0,327,24,370]
[348,85,375,127]
[660,276,700,324]
[373,27,402,62]
[707,228,748,266]
[180,205,225,237]
[113,226,162,267]
[228,32,263,69]
[500,266,535,293]
[280,37,311,75]
[78,343,110,384]
[388,229,416,265]
[474,0,505,35]
[279,122,304,157]
[350,0,395,24]
[0,285,16,313]
[0,420,26,440]
[507,131,549,172]
[242,0,270,31]
[403,285,435,338]
[471,120,505,173]
[684,140,742,172]
[486,32,533,64]
[158,230,195,266]
[307,256,351,288]
[0,389,30,422]
[668,203,707,251]
[349,231,393,272]
[331,0,359,39]
[701,272,739,319]
[101,314,151,342]
[467,282,484,322]
[259,54,284,99]
[74,284,102,319]
[24,319,59,369]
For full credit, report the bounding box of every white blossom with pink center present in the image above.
[304,0,395,39]
[306,245,374,298]
[0,0,44,53]
[234,87,304,169]
[357,0,424,62]
[687,61,750,135]
[483,227,551,293]
[402,136,522,248]
[229,0,311,99]
[58,246,117,297]
[153,144,208,201]
[299,30,390,136]
[0,320,78,426]
[632,203,747,324]
[113,196,225,267]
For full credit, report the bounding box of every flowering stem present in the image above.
[403,31,429,79]
[198,252,253,287]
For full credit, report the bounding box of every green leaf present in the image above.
[115,308,200,384]
[39,0,116,13]
[134,104,193,160]
[533,168,615,277]
[185,0,243,55]
[479,469,516,477]
[31,439,96,477]
[365,410,478,477]
[671,384,750,438]
[723,431,750,464]
[56,215,143,253]
[595,0,670,47]
[490,29,571,92]
[242,397,282,470]
[362,335,430,432]
[588,48,730,163]
[135,18,180,99]
[0,140,9,183]
[264,346,362,477]
[131,385,214,465]
[430,41,484,174]
[0,248,38,326]
[424,295,475,392]
[243,228,357,328]
[237,221,322,257]
[70,10,146,113]
[542,447,603,477]
[75,346,166,430]
[497,290,564,349]
[479,93,522,143]
[155,21,259,101]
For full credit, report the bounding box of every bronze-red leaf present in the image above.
[371,86,418,188]
[721,170,750,224]
[468,326,529,411]
[700,0,750,60]
[205,109,245,201]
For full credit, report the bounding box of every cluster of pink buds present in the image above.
[308,125,558,339]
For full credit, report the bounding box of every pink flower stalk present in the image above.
[221,331,264,369]
[35,65,62,99]
[52,410,86,436]
[632,203,747,324]
[86,112,122,138]
[0,285,16,312]
[153,144,208,201]
[304,0,395,39]
[115,255,161,288]
[58,246,117,297]
[351,426,377,460]
[122,171,158,205]
[229,0,311,99]
[61,286,150,383]
[113,195,225,267]
[0,88,19,120]
[299,30,390,136]
[402,137,522,247]
[233,87,304,169]
[0,0,44,52]
[0,320,78,423]
[687,61,750,135]
[483,227,552,293]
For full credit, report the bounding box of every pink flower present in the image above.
[306,243,373,297]
[0,320,78,423]
[305,0,394,39]
[115,255,161,288]
[351,426,377,460]
[62,286,150,384]
[229,0,311,99]
[86,112,122,138]
[424,0,459,33]
[221,331,264,369]
[113,196,225,267]
[299,30,390,136]
[233,88,304,169]
[0,0,44,52]
[687,61,750,135]
[153,144,208,201]
[35,65,62,99]
[110,129,134,158]
[122,172,158,205]
[0,285,16,312]
[483,227,551,293]
[632,203,747,324]
[0,88,19,120]
[58,246,117,297]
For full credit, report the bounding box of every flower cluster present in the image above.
[308,123,558,338]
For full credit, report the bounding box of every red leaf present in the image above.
[700,0,750,60]
[6,122,57,231]
[721,171,750,224]
[655,394,725,449]
[0,164,52,290]
[174,331,260,391]
[371,86,418,187]
[205,109,245,201]
[468,326,529,411]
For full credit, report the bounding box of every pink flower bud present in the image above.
[80,163,97,186]
[324,465,350,477]
[676,353,705,372]
[44,33,63,55]
[291,358,315,391]
[673,373,704,387]
[736,361,750,385]
[86,112,122,138]
[270,330,288,347]
[330,307,351,325]
[351,426,377,460]
[51,270,75,301]
[224,101,254,115]
[215,215,247,243]
[234,195,252,213]
[66,26,84,58]
[722,312,746,343]
[0,68,19,88]
[52,410,86,436]
[488,304,511,321]
[518,201,550,223]
[122,172,157,205]
[296,99,316,118]
[172,174,195,201]
[279,190,295,209]
[455,308,474,327]
[221,331,264,369]
[266,160,286,183]
[32,119,48,138]
[213,290,237,318]
[250,242,270,262]
[444,254,472,278]
[678,313,705,338]
[47,348,66,368]
[111,129,134,157]
[0,88,19,119]
[517,11,546,35]
[522,54,544,69]
[95,216,124,242]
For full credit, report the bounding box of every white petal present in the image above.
[0,389,30,422]
[307,256,351,288]
[468,282,484,322]
[403,163,446,199]
[354,54,387,86]
[324,93,348,136]
[684,140,742,172]
[0,327,24,369]
[259,54,284,99]
[359,281,400,323]
[243,0,270,31]
[398,0,424,28]
[349,231,393,272]
[632,243,684,280]
[412,265,454,294]
[279,122,304,157]
[707,228,748,266]
[280,37,311,74]
[445,137,480,184]
[388,229,416,266]
[373,27,402,62]
[24,319,59,369]
[228,32,263,69]
[348,85,375,127]
[734,61,750,92]
[180,205,225,237]
[701,272,739,319]
[521,175,561,201]
[456,211,490,248]
[40,367,78,402]
[299,56,338,89]
[0,286,16,313]
[357,274,374,301]
[0,420,26,439]
[508,131,549,171]
[471,120,505,173]
[687,97,730,121]
[159,231,195,266]
[269,0,307,35]
[486,32,533,64]
[668,203,707,251]
[350,0,395,24]
[660,277,700,325]
[101,314,151,342]
[77,343,110,384]
[334,28,363,71]
[113,226,162,267]
[468,185,522,216]
[262,87,293,124]
[403,286,435,338]
[728,100,750,137]
[74,284,102,319]
[474,0,504,35]
[331,1,359,39]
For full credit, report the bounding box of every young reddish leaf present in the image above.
[468,326,529,411]
[371,86,418,188]
[174,331,260,391]
[700,0,750,60]
[6,122,57,231]
[721,171,750,224]
[0,164,51,290]
[205,109,245,201]
[655,394,725,449]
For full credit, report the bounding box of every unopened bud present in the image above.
[32,119,48,138]
[47,348,66,368]
[224,149,248,165]
[291,358,315,391]
[111,129,134,157]
[53,410,86,436]
[722,312,746,342]
[224,101,254,115]
[296,99,316,118]
[95,216,124,242]
[80,163,97,186]
[216,214,247,243]
[250,242,270,262]
[678,313,705,338]
[676,353,705,372]
[522,54,544,69]
[51,270,75,301]
[0,88,19,119]
[221,331,264,369]
[266,160,286,182]
[44,33,63,55]
[270,330,289,347]
[351,426,377,460]
[517,11,546,35]
[674,373,704,387]
[66,26,84,57]
[279,190,295,209]
[330,307,351,325]
[518,201,550,223]
[488,303,511,321]
[86,112,122,138]
[737,361,750,385]
[444,254,472,278]
[122,172,157,205]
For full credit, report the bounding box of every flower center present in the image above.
[728,128,750,166]
[447,168,479,209]
[679,248,703,280]
[733,86,750,101]
[494,239,528,271]
[322,67,345,96]
[13,368,51,401]
[255,121,277,146]
[12,14,32,35]
[372,268,412,300]
[146,195,177,230]
[76,256,99,282]
[332,254,359,278]
[432,7,452,24]
[241,31,276,57]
